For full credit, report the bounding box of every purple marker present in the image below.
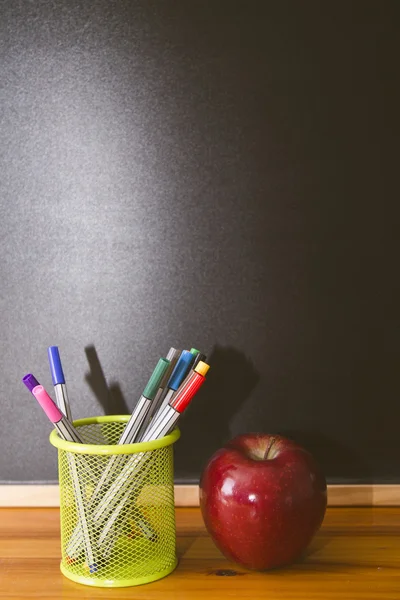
[23,375,83,444]
[22,373,40,393]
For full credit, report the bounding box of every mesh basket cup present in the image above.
[49,415,180,588]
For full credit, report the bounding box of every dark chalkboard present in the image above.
[1,1,399,485]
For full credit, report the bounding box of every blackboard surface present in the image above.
[1,1,399,484]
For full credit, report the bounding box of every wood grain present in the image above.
[1,507,400,599]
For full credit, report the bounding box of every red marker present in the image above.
[144,361,210,439]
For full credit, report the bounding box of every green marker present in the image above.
[119,357,171,445]
[136,347,181,441]
[95,356,170,545]
[87,357,170,502]
[66,359,170,556]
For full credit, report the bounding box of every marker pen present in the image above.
[23,379,97,573]
[163,352,206,409]
[23,375,97,484]
[29,384,96,482]
[66,361,170,557]
[94,361,210,528]
[146,361,210,439]
[148,350,194,433]
[48,346,72,421]
[119,357,170,445]
[135,347,180,440]
[23,378,82,443]
[96,363,210,549]
[88,357,170,504]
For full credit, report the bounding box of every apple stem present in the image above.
[263,437,277,460]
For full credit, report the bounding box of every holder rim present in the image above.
[49,415,180,455]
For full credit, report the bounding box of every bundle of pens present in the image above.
[22,346,209,585]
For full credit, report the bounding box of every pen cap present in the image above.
[32,385,63,423]
[192,353,207,370]
[22,373,40,393]
[190,348,200,356]
[159,349,180,389]
[48,346,65,385]
[166,347,179,361]
[171,371,206,413]
[143,358,170,399]
[194,360,210,377]
[168,350,194,391]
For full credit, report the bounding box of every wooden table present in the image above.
[1,507,399,599]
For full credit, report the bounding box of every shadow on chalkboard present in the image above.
[174,344,260,479]
[84,345,130,415]
[278,429,373,501]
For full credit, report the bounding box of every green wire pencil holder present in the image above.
[50,415,180,588]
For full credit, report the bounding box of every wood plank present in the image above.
[1,507,400,599]
[1,484,400,507]
[328,484,400,506]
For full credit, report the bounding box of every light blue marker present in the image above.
[145,350,195,430]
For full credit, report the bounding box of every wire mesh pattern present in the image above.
[56,419,177,587]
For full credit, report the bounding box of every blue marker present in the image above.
[48,346,72,421]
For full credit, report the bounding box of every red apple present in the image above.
[199,433,327,570]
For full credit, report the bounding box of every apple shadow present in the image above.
[278,430,373,506]
[84,345,130,416]
[176,536,198,560]
[174,344,260,481]
[300,534,331,561]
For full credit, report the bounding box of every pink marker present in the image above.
[31,384,83,444]
[28,382,97,572]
